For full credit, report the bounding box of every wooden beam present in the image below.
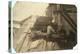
[61,11,77,32]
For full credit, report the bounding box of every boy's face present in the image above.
[52,19,55,23]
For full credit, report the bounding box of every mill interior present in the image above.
[10,2,77,52]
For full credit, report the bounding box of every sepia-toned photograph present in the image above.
[9,1,77,53]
